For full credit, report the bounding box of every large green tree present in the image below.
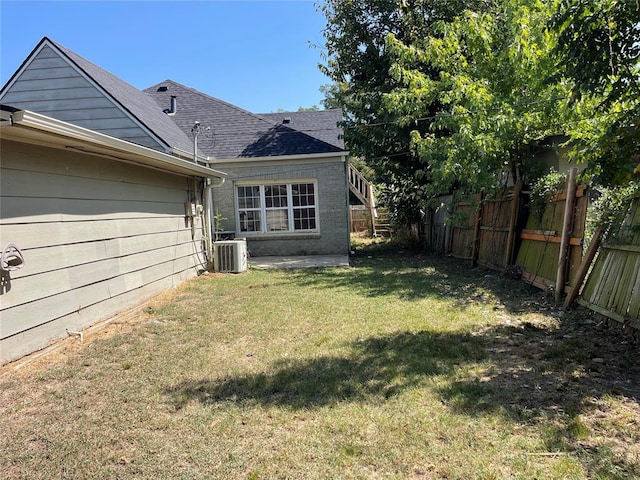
[320,0,568,224]
[551,0,640,185]
[385,0,568,198]
[319,0,479,223]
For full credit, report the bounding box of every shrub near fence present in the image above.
[579,196,640,329]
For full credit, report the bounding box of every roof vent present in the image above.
[282,117,291,124]
[163,95,177,116]
[157,85,168,92]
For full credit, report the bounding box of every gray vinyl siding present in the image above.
[0,140,205,364]
[0,45,164,150]
[211,157,349,256]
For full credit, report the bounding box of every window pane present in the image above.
[238,186,261,209]
[291,183,315,207]
[239,210,261,232]
[265,185,287,208]
[293,208,316,230]
[266,209,289,231]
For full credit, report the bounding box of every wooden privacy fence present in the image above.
[449,193,482,261]
[422,171,589,297]
[423,195,453,254]
[425,184,523,270]
[476,181,523,270]
[419,167,639,331]
[515,169,587,300]
[578,196,640,329]
[350,205,370,233]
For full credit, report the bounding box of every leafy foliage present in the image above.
[320,0,639,224]
[385,0,568,199]
[319,0,480,224]
[319,0,569,224]
[529,169,567,218]
[549,0,640,186]
[586,181,640,240]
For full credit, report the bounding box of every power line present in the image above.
[345,96,573,129]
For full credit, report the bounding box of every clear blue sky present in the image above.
[0,0,331,113]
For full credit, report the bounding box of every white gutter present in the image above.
[170,145,212,164]
[211,150,350,165]
[2,109,226,178]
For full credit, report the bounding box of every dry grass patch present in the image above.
[1,241,639,479]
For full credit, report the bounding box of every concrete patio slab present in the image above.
[249,255,350,270]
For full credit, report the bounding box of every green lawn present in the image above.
[2,241,639,479]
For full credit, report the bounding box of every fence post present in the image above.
[555,167,578,303]
[423,208,433,249]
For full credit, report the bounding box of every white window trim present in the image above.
[235,180,319,236]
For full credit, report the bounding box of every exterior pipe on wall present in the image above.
[203,176,226,269]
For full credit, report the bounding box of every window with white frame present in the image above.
[237,182,318,234]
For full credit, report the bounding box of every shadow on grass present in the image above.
[438,319,640,416]
[169,245,640,477]
[165,330,484,410]
[437,317,640,479]
[165,314,640,477]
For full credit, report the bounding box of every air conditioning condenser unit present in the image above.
[213,239,248,273]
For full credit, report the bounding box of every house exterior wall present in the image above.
[531,136,587,176]
[0,140,205,364]
[211,156,349,256]
[0,45,164,150]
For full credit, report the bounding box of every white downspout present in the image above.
[203,176,226,269]
[192,120,226,270]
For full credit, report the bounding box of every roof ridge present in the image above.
[258,108,342,115]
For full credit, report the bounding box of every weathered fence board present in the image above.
[425,187,521,269]
[515,181,587,294]
[450,194,482,260]
[579,197,640,329]
[477,183,521,270]
[424,195,453,253]
[350,205,370,233]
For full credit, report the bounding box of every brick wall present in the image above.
[210,156,350,256]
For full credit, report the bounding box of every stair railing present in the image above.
[348,164,379,235]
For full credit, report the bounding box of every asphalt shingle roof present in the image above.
[4,37,345,161]
[145,80,345,160]
[258,110,344,151]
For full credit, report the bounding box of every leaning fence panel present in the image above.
[579,197,640,330]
